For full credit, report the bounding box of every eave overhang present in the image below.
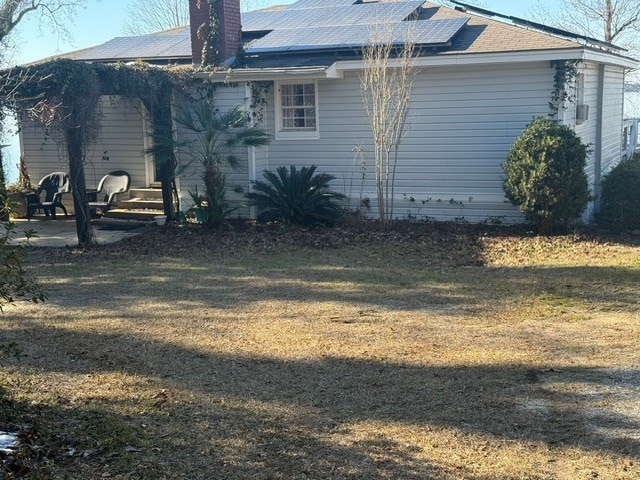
[193,45,638,84]
[332,48,638,71]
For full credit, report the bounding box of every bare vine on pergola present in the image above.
[0,59,182,247]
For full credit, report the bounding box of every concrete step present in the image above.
[118,199,165,210]
[104,208,164,221]
[128,188,163,200]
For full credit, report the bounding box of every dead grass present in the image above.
[1,226,639,479]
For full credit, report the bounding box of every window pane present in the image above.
[280,83,316,131]
[281,84,294,96]
[305,109,316,127]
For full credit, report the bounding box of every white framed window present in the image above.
[275,80,319,140]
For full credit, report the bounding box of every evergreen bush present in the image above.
[502,117,590,232]
[597,154,640,232]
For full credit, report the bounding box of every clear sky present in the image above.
[13,1,548,65]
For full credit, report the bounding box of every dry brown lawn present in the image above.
[1,226,639,479]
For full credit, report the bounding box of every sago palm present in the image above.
[247,165,345,225]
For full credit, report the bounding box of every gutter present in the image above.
[332,48,638,71]
[195,67,334,82]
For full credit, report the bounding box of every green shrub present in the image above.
[247,165,345,226]
[502,117,591,232]
[1,222,46,311]
[597,154,640,232]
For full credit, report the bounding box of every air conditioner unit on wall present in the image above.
[576,104,590,124]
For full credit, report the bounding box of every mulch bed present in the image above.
[28,218,640,268]
[33,219,491,267]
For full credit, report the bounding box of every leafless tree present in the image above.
[0,0,87,216]
[360,23,416,226]
[0,0,86,44]
[533,0,640,52]
[122,0,274,36]
[242,0,272,12]
[0,1,89,249]
[122,0,190,36]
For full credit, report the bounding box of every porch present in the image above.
[7,218,150,247]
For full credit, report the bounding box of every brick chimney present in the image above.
[189,0,241,66]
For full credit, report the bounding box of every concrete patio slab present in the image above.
[6,217,151,247]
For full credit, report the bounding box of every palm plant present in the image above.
[247,165,346,226]
[174,102,271,226]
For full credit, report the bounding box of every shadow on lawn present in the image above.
[2,323,639,479]
[0,379,524,480]
[34,252,640,316]
[6,245,640,477]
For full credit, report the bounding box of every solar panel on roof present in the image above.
[242,11,283,31]
[242,0,425,32]
[246,25,363,52]
[74,33,191,61]
[246,18,469,53]
[295,24,370,50]
[410,18,469,45]
[287,0,357,9]
[155,37,191,57]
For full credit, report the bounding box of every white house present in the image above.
[19,0,638,222]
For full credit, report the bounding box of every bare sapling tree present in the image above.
[360,23,416,226]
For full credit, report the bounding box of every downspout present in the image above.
[245,82,257,220]
[594,64,605,214]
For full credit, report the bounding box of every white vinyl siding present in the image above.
[572,63,599,189]
[571,63,625,219]
[600,66,625,177]
[18,60,628,224]
[259,62,556,223]
[20,96,147,214]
